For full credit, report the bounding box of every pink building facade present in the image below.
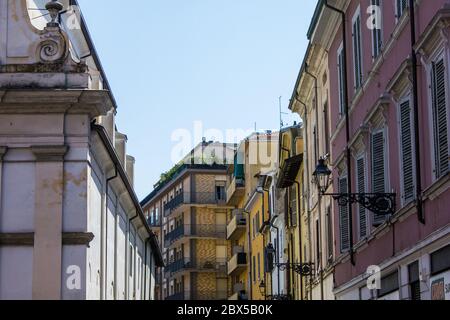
[307,0,450,299]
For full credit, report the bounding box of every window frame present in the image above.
[351,5,364,91]
[397,93,417,206]
[426,49,450,181]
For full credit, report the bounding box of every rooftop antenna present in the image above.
[279,96,288,129]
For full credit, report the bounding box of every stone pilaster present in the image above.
[31,145,68,300]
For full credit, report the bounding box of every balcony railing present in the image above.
[165,290,229,301]
[165,258,228,276]
[226,177,245,205]
[227,209,246,241]
[164,192,227,217]
[227,252,248,276]
[164,224,227,247]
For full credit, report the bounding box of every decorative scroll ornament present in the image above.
[38,29,67,63]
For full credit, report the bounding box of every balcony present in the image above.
[164,192,227,217]
[164,224,227,248]
[227,209,246,241]
[229,283,248,300]
[164,258,228,276]
[226,177,245,206]
[227,249,247,276]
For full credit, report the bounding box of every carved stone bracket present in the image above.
[31,145,68,162]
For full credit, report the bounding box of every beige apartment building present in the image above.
[290,42,335,300]
[141,141,236,300]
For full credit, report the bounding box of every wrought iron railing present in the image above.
[164,192,227,217]
[164,224,227,247]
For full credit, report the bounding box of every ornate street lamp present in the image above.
[313,158,332,194]
[313,159,396,216]
[258,280,266,297]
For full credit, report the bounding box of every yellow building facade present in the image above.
[226,132,278,300]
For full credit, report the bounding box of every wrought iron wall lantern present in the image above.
[313,158,396,216]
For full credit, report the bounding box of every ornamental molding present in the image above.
[415,9,450,61]
[1,0,86,73]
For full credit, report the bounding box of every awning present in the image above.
[277,154,304,188]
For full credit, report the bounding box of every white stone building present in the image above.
[0,0,163,300]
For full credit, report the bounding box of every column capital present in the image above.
[31,145,68,162]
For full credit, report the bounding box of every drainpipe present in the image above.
[324,0,355,266]
[128,209,140,300]
[305,63,324,301]
[409,0,425,225]
[294,98,312,300]
[245,210,253,299]
[103,163,118,300]
[269,221,281,297]
[292,181,304,300]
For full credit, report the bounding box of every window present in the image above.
[396,0,408,19]
[399,97,415,203]
[289,186,298,227]
[216,185,225,201]
[324,100,330,155]
[371,130,388,226]
[315,219,320,265]
[256,212,261,234]
[430,57,449,180]
[129,244,134,277]
[338,176,350,252]
[257,253,261,280]
[356,156,368,239]
[253,256,256,282]
[371,0,382,59]
[352,8,363,90]
[408,261,421,300]
[326,206,333,263]
[431,245,450,276]
[337,43,346,117]
[378,271,399,298]
[252,216,256,239]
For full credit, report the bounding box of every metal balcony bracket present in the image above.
[325,192,397,216]
[275,263,314,276]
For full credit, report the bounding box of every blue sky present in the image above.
[77,0,316,199]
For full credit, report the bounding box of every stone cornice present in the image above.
[0,89,113,118]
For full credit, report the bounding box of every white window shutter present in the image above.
[356,157,367,239]
[339,176,350,252]
[371,131,388,226]
[431,59,449,179]
[399,99,415,203]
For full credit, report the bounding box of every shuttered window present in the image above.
[356,156,368,239]
[352,12,363,90]
[399,98,415,203]
[371,0,382,59]
[337,45,345,116]
[371,130,387,226]
[396,0,408,19]
[326,206,333,263]
[339,176,350,252]
[431,58,449,180]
